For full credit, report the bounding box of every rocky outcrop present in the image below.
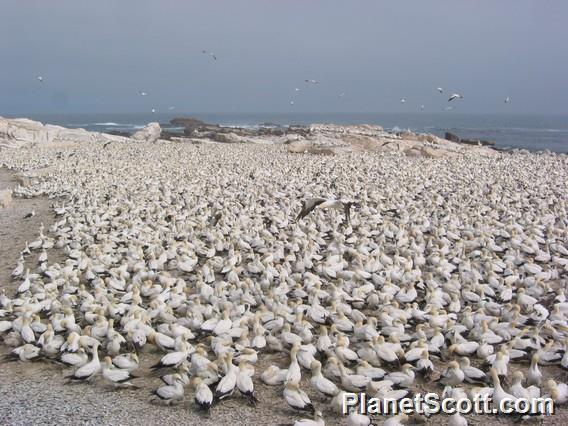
[0,115,499,158]
[445,132,461,143]
[212,132,248,144]
[170,117,220,136]
[445,131,495,146]
[421,146,450,158]
[287,141,350,155]
[0,116,129,148]
[404,148,423,157]
[291,124,496,158]
[131,122,161,143]
[308,123,384,136]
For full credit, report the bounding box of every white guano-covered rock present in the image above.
[131,122,161,143]
[0,116,130,148]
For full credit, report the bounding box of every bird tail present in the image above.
[244,391,258,406]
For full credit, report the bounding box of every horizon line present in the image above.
[3,111,568,117]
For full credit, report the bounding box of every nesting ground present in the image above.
[1,141,568,426]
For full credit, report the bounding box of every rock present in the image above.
[283,134,303,144]
[421,146,448,158]
[214,132,247,143]
[405,148,422,157]
[287,141,312,153]
[0,116,130,148]
[131,122,161,143]
[0,189,12,208]
[416,133,438,143]
[257,127,285,136]
[287,141,349,155]
[343,135,385,151]
[309,123,384,135]
[444,131,495,146]
[170,117,220,136]
[445,132,460,143]
[459,138,496,146]
[106,130,132,138]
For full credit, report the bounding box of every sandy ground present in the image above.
[0,148,566,426]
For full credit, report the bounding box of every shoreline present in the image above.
[3,113,567,154]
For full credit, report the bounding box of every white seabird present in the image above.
[71,342,101,381]
[152,374,185,404]
[191,377,213,410]
[284,381,314,413]
[202,50,217,60]
[296,198,357,224]
[102,356,137,387]
[293,410,325,426]
[448,93,464,102]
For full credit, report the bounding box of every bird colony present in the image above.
[1,141,568,426]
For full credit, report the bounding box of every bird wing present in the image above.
[196,384,213,404]
[296,198,327,222]
[107,367,131,382]
[216,371,237,396]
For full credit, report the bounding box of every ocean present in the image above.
[9,112,568,153]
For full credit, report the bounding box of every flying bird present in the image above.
[151,108,156,114]
[338,92,345,98]
[437,87,444,94]
[168,106,176,111]
[304,79,319,84]
[419,105,425,111]
[37,76,44,82]
[202,50,217,60]
[296,198,357,224]
[139,91,147,96]
[289,101,295,105]
[505,97,511,103]
[400,98,406,104]
[24,210,35,219]
[294,88,301,92]
[103,142,112,149]
[448,93,464,102]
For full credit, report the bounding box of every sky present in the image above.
[0,0,567,115]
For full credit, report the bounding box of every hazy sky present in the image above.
[1,0,567,114]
